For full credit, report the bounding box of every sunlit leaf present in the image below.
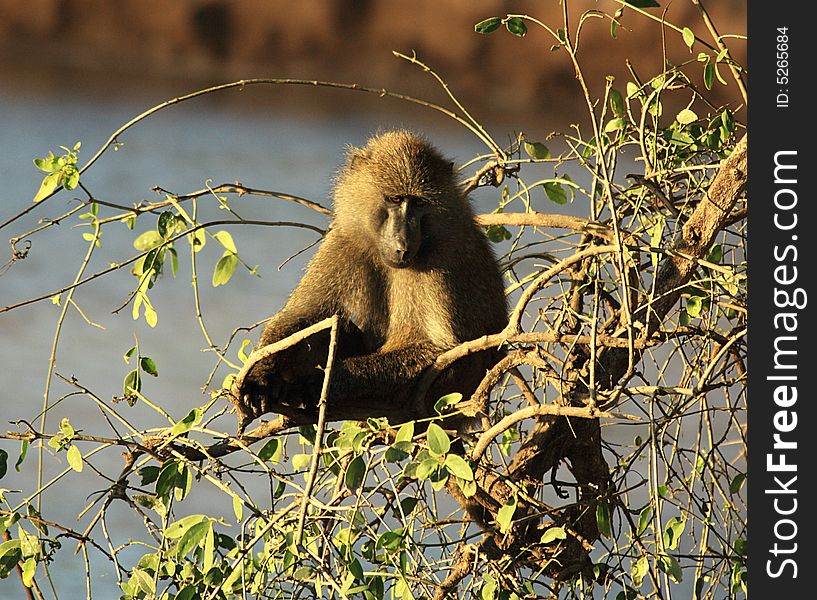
[258,438,281,463]
[212,253,238,287]
[497,497,516,534]
[523,141,550,160]
[33,172,60,203]
[632,555,649,586]
[596,502,611,538]
[444,454,474,481]
[505,17,527,37]
[682,27,695,48]
[170,408,203,436]
[213,230,237,253]
[729,473,746,494]
[66,445,83,472]
[426,423,451,456]
[704,61,715,90]
[543,182,567,205]
[345,455,366,492]
[133,230,163,251]
[176,520,211,558]
[609,89,625,117]
[474,17,502,34]
[676,108,698,125]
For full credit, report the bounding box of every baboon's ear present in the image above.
[447,161,456,173]
[346,146,372,171]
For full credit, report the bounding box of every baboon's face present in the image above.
[375,193,431,268]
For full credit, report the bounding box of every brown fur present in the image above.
[237,130,507,426]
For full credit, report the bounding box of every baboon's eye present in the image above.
[385,195,403,204]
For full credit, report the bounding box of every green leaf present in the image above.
[157,211,176,239]
[703,61,715,90]
[496,497,516,534]
[686,296,703,318]
[609,89,625,117]
[258,438,281,463]
[426,423,451,456]
[707,244,723,264]
[729,473,746,494]
[637,505,652,536]
[164,514,207,539]
[138,466,160,485]
[168,247,178,277]
[604,117,627,133]
[505,17,527,37]
[345,455,366,492]
[649,216,665,268]
[434,392,462,414]
[64,169,79,190]
[416,458,440,480]
[395,421,415,444]
[444,455,474,481]
[155,461,179,500]
[292,452,311,471]
[0,450,7,480]
[663,517,686,549]
[133,230,163,251]
[15,440,28,472]
[140,356,159,377]
[22,557,36,588]
[596,502,612,538]
[480,574,497,600]
[33,153,58,173]
[459,478,477,498]
[632,555,649,586]
[540,526,567,544]
[232,494,244,522]
[523,141,550,160]
[171,408,203,436]
[176,520,211,558]
[189,228,206,252]
[212,253,238,287]
[676,108,698,125]
[659,554,683,583]
[60,417,75,438]
[474,17,502,34]
[400,497,418,515]
[543,182,567,205]
[213,230,237,253]
[721,109,735,132]
[123,369,141,395]
[66,445,83,472]
[0,540,22,579]
[485,225,512,243]
[33,172,61,203]
[682,27,695,48]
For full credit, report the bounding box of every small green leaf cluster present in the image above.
[474,16,527,38]
[119,513,243,600]
[47,418,83,473]
[400,421,476,497]
[121,343,159,404]
[32,142,81,202]
[0,524,41,588]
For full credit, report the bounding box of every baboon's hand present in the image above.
[234,353,320,431]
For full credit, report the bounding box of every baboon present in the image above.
[235,130,507,429]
